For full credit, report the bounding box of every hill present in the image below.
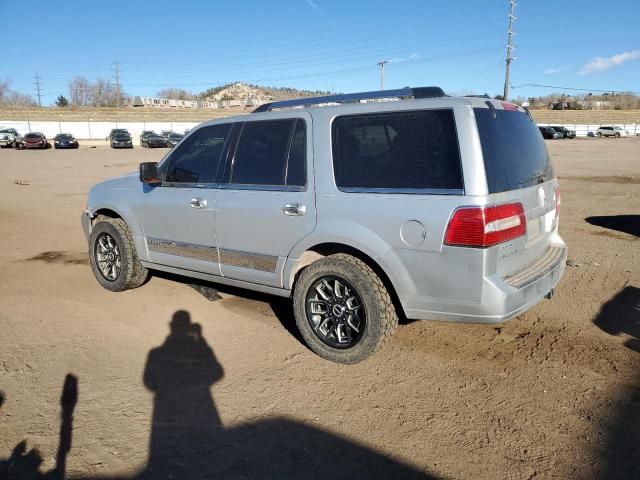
[199,82,331,102]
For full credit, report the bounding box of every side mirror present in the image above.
[139,162,161,185]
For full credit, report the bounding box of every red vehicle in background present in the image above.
[22,132,51,149]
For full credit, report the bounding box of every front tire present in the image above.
[89,217,149,292]
[293,254,398,364]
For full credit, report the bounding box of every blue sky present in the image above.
[2,0,639,105]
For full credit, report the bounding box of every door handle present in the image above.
[190,198,207,209]
[283,203,306,216]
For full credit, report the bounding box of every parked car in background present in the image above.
[110,132,133,149]
[166,132,184,147]
[141,133,168,148]
[596,126,628,137]
[107,128,130,142]
[549,126,576,139]
[160,130,172,140]
[140,130,155,146]
[22,132,50,149]
[83,87,566,364]
[539,126,562,139]
[54,133,79,149]
[0,128,21,148]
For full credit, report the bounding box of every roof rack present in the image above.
[253,86,446,113]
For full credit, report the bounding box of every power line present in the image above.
[503,0,517,101]
[34,73,43,107]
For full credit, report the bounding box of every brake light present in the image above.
[501,102,520,111]
[445,203,526,248]
[554,184,561,218]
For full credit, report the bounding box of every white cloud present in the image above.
[579,50,640,75]
[389,53,421,64]
[304,0,337,27]
[544,65,572,74]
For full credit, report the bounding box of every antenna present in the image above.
[503,0,517,101]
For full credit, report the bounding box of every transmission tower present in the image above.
[503,0,517,101]
[34,73,43,107]
[112,61,121,109]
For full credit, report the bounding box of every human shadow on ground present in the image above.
[585,215,640,237]
[0,374,78,480]
[593,286,640,353]
[593,286,640,478]
[0,311,436,480]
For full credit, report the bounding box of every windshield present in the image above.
[475,107,554,193]
[57,134,72,139]
[24,133,41,139]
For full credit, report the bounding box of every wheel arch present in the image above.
[286,241,410,321]
[88,204,149,262]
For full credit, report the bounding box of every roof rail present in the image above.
[253,86,446,113]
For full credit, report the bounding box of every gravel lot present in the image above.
[0,138,638,479]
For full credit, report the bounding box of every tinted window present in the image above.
[332,109,463,191]
[475,108,554,193]
[165,123,231,184]
[230,119,298,186]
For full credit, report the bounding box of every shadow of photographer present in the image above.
[1,310,436,480]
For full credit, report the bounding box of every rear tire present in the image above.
[89,217,149,292]
[293,253,398,364]
[616,132,621,138]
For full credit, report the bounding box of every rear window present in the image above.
[332,109,463,192]
[475,108,553,193]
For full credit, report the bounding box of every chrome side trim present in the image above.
[504,246,566,289]
[337,187,464,195]
[140,261,291,298]
[146,237,218,262]
[219,248,278,273]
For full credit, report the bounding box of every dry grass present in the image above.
[530,109,640,124]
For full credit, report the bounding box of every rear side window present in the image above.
[230,119,306,187]
[165,123,231,184]
[332,109,463,192]
[475,108,553,193]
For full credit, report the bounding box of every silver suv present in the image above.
[82,87,567,363]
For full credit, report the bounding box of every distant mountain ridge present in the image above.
[199,82,332,102]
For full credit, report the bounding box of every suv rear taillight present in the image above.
[554,184,561,218]
[444,203,526,248]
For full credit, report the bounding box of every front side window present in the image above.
[165,123,231,184]
[229,119,306,187]
[332,109,463,191]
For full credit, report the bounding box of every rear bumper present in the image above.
[404,242,567,323]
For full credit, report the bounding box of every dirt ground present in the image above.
[0,138,638,480]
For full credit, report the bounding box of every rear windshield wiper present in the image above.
[519,170,547,186]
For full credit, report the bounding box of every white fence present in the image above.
[0,120,202,140]
[1,119,639,140]
[536,123,639,137]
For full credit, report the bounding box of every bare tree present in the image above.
[156,88,195,100]
[68,76,92,106]
[6,91,36,106]
[0,78,10,105]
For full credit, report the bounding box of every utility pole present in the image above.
[34,73,43,107]
[503,0,517,101]
[112,61,121,109]
[377,60,389,90]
